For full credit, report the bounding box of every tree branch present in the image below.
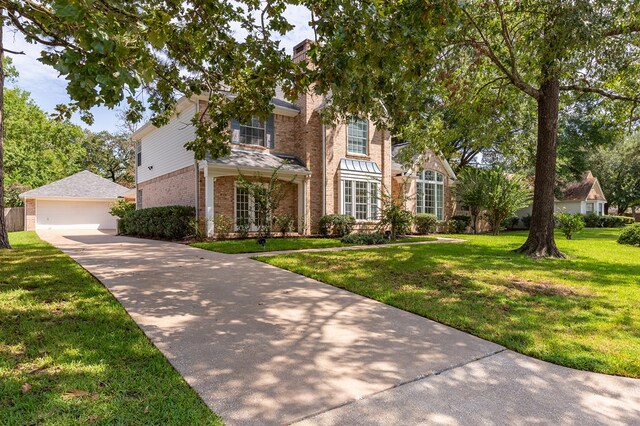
[2,47,24,55]
[461,7,540,100]
[559,84,640,102]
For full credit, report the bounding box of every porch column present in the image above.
[297,177,307,235]
[206,176,215,237]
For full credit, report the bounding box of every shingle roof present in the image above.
[207,149,310,174]
[20,171,131,199]
[561,171,605,201]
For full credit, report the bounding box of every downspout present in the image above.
[322,124,326,216]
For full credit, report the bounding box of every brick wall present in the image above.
[138,165,196,208]
[212,176,298,228]
[25,200,36,231]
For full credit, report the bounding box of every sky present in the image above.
[4,5,314,133]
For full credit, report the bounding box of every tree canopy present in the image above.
[305,0,640,257]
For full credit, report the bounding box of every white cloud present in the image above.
[3,5,314,133]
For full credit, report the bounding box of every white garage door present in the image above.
[36,200,117,230]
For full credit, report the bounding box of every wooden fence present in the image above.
[3,207,25,232]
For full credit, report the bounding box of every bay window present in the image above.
[342,179,379,220]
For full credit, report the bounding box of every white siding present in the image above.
[137,104,197,183]
[555,201,582,214]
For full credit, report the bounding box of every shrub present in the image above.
[414,214,438,234]
[236,217,250,238]
[449,215,471,233]
[555,213,585,240]
[109,199,135,219]
[319,214,355,237]
[340,232,386,245]
[273,214,295,237]
[120,205,195,240]
[618,223,640,246]
[377,201,413,239]
[522,214,532,229]
[502,216,520,230]
[213,214,233,240]
[583,213,634,228]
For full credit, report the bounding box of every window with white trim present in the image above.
[347,117,368,155]
[416,170,444,220]
[235,184,268,230]
[239,116,266,146]
[342,179,379,220]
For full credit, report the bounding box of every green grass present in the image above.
[0,232,221,425]
[192,236,437,254]
[259,228,640,378]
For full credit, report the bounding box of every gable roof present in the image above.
[20,171,131,200]
[560,171,606,202]
[391,142,457,180]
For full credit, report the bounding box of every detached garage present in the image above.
[19,171,131,231]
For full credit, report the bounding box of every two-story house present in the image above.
[131,40,455,236]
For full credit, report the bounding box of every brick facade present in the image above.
[25,198,36,231]
[395,148,456,222]
[137,40,453,237]
[138,165,196,209]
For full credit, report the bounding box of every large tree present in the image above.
[589,133,640,215]
[1,0,304,248]
[306,0,640,257]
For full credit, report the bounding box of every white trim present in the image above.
[340,176,381,221]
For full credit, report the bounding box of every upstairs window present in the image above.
[239,117,266,146]
[347,117,368,155]
[416,170,444,220]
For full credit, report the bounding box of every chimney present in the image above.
[292,39,313,64]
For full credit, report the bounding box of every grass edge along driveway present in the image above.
[0,232,222,425]
[259,228,640,378]
[192,236,437,254]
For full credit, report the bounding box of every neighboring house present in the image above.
[19,171,131,231]
[131,40,454,236]
[391,143,457,221]
[517,171,607,219]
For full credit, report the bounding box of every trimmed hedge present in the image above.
[414,214,438,234]
[341,232,386,245]
[583,214,634,228]
[319,214,355,237]
[618,223,640,247]
[120,205,195,240]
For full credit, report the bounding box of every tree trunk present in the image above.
[516,78,563,258]
[0,11,11,249]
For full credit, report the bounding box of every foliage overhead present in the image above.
[588,132,640,214]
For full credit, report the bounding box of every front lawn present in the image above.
[0,232,221,425]
[192,236,437,254]
[259,228,640,378]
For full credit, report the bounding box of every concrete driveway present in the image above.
[39,231,640,425]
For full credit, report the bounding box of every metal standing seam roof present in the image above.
[207,148,309,173]
[19,170,131,199]
[338,158,382,174]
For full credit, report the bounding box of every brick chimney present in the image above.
[292,39,313,64]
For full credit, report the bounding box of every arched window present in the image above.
[416,170,444,220]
